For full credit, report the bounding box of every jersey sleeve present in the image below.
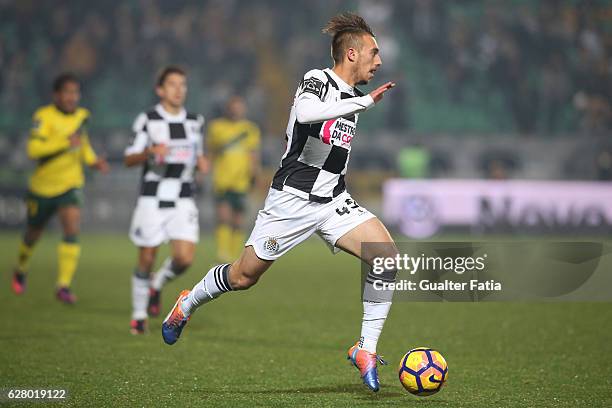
[124,113,149,156]
[296,69,330,101]
[26,109,70,159]
[78,114,98,165]
[80,134,98,166]
[294,70,375,124]
[206,120,218,155]
[246,123,261,151]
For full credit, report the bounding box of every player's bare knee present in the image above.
[217,204,232,224]
[363,240,398,267]
[138,251,156,273]
[63,225,80,237]
[371,250,399,267]
[172,254,193,271]
[138,261,154,274]
[23,227,43,246]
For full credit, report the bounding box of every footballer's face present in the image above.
[157,73,187,108]
[226,97,246,121]
[355,35,382,85]
[54,81,80,114]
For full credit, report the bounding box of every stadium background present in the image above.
[0,0,610,231]
[1,1,611,407]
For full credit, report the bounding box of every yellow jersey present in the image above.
[207,118,261,193]
[27,104,98,197]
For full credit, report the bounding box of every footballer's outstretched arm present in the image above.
[295,93,374,124]
[294,81,395,124]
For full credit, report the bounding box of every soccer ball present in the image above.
[398,347,448,396]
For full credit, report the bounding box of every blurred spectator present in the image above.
[61,32,98,78]
[479,151,519,180]
[0,0,609,138]
[596,149,612,181]
[539,53,571,134]
[486,159,508,180]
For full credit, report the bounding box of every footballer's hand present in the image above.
[69,133,82,148]
[369,82,396,104]
[93,157,110,174]
[148,144,168,164]
[149,144,169,157]
[196,156,210,175]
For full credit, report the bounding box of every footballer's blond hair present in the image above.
[322,12,375,63]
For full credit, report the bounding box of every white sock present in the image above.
[181,264,232,316]
[132,271,150,320]
[151,258,177,291]
[359,301,392,354]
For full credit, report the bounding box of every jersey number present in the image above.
[335,198,360,216]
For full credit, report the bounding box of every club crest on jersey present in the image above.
[263,237,280,254]
[320,118,355,148]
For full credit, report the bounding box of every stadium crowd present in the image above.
[1,0,610,135]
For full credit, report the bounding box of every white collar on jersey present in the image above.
[155,103,187,122]
[324,68,354,93]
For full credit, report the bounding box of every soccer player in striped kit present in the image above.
[124,66,208,335]
[162,13,398,392]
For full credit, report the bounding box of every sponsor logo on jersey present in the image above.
[163,140,197,163]
[167,146,195,162]
[321,118,356,148]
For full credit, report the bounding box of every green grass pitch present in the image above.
[1,232,611,407]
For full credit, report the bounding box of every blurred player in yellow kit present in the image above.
[207,96,261,262]
[11,73,109,304]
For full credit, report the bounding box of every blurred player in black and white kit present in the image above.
[124,66,208,335]
[162,13,398,392]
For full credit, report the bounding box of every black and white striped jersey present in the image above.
[271,68,375,203]
[125,104,204,207]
